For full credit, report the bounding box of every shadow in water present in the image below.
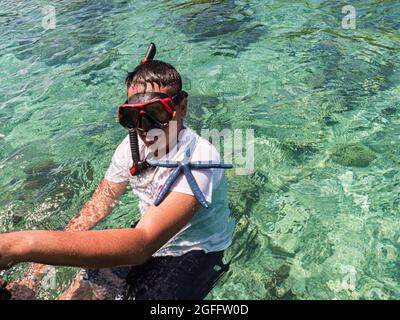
[9,0,126,67]
[165,0,267,57]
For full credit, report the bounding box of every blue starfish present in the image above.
[147,146,233,208]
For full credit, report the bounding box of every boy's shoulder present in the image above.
[184,128,221,163]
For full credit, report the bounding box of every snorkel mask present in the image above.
[118,92,185,132]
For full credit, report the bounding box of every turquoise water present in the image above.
[1,0,400,299]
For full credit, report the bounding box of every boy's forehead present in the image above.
[127,83,171,97]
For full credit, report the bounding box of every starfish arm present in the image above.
[185,147,192,158]
[182,165,209,209]
[189,161,233,169]
[146,160,179,168]
[154,166,182,206]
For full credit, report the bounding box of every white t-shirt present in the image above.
[105,127,235,257]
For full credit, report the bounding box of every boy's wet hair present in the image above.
[125,60,182,95]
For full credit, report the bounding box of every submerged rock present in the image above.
[264,264,296,300]
[331,143,377,167]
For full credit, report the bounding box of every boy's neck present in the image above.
[152,125,187,160]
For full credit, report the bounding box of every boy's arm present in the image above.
[6,178,128,298]
[0,192,199,270]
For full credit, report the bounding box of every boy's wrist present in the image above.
[5,231,36,264]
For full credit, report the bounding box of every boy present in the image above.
[0,47,234,300]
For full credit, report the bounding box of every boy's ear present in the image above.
[179,96,188,117]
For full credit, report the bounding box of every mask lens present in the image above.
[140,114,159,132]
[119,107,139,129]
[144,102,172,124]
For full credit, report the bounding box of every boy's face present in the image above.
[127,83,187,151]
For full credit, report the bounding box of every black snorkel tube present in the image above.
[141,42,156,65]
[127,43,157,176]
